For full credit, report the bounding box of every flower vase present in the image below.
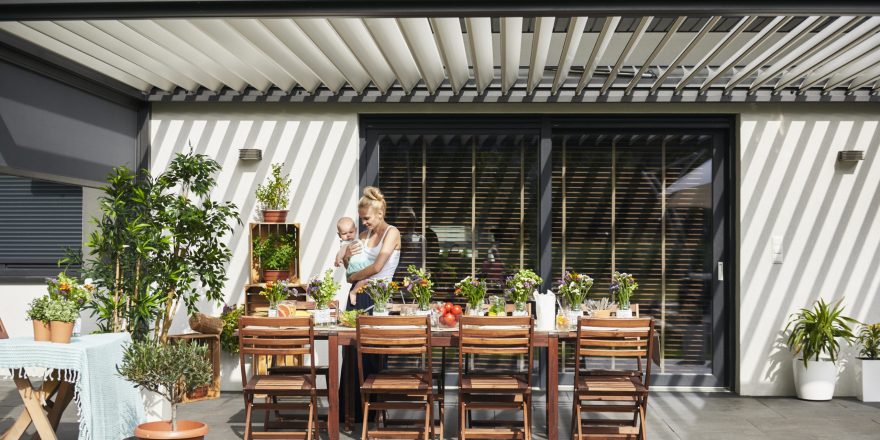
[372,301,390,316]
[415,304,432,316]
[567,307,583,329]
[72,317,82,337]
[466,304,484,316]
[616,305,633,318]
[513,302,529,317]
[314,306,332,326]
[267,307,278,318]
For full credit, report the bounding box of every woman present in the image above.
[339,186,401,421]
[344,186,401,307]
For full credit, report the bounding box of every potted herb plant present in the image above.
[118,340,212,439]
[256,162,292,223]
[611,271,638,318]
[556,271,593,324]
[44,298,79,343]
[402,265,434,315]
[506,269,543,316]
[26,296,51,341]
[456,276,487,316]
[784,298,857,401]
[253,232,297,282]
[259,280,289,317]
[306,269,339,326]
[856,322,880,402]
[362,279,398,316]
[46,272,93,337]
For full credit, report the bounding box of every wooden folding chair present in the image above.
[572,317,655,440]
[458,316,534,440]
[239,316,318,440]
[356,315,434,440]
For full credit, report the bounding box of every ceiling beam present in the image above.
[649,16,721,94]
[526,16,554,94]
[465,17,493,94]
[294,18,372,93]
[328,17,396,94]
[699,16,790,94]
[364,17,422,94]
[500,16,523,94]
[674,16,756,94]
[624,16,685,95]
[3,1,880,20]
[397,17,445,94]
[820,44,880,91]
[553,16,588,94]
[430,17,469,94]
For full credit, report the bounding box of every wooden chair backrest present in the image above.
[238,316,315,385]
[575,317,655,385]
[458,316,534,387]
[356,315,432,385]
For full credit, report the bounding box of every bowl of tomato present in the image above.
[435,302,463,328]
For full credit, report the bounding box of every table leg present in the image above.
[328,333,340,440]
[547,335,559,440]
[13,376,57,440]
[44,381,74,431]
[344,346,355,432]
[3,407,32,439]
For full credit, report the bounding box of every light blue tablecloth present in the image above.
[0,332,144,440]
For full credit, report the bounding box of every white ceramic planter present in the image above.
[857,358,880,402]
[616,309,633,318]
[792,358,838,401]
[140,388,171,422]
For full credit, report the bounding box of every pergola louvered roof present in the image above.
[2,2,880,103]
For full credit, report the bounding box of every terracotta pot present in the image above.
[262,269,290,282]
[49,321,74,343]
[262,210,288,223]
[33,320,51,341]
[134,420,208,440]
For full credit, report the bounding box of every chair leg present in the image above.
[459,400,467,440]
[361,401,370,440]
[424,396,432,440]
[575,399,582,440]
[438,398,445,440]
[244,399,253,440]
[263,396,271,430]
[639,402,647,440]
[307,396,315,440]
[522,399,530,440]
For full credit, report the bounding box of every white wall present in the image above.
[151,102,880,395]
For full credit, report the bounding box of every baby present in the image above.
[335,217,373,298]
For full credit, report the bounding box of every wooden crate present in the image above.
[249,222,301,284]
[168,333,221,403]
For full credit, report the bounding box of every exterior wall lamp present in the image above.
[239,148,262,161]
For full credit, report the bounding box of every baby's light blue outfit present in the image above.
[344,240,374,275]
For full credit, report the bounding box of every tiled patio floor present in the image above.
[2,381,879,439]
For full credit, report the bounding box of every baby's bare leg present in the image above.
[349,279,369,305]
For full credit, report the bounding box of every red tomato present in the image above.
[444,302,453,313]
[440,313,453,326]
[452,305,463,316]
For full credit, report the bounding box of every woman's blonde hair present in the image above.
[358,186,386,215]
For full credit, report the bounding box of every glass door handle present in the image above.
[717,261,724,281]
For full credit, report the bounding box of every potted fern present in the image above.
[118,340,212,439]
[256,162,292,222]
[253,232,298,282]
[856,323,880,402]
[784,298,857,400]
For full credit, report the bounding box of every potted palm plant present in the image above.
[784,298,857,400]
[506,269,542,316]
[256,162,292,223]
[118,340,212,439]
[253,232,297,282]
[26,296,51,341]
[856,322,880,402]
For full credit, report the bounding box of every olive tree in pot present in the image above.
[256,162,292,223]
[118,340,212,439]
[856,323,880,402]
[785,298,857,400]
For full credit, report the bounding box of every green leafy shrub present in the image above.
[858,323,880,360]
[44,298,80,323]
[785,298,857,367]
[253,233,298,271]
[117,340,212,431]
[26,296,51,322]
[255,162,292,211]
[220,305,244,354]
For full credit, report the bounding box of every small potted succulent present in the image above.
[118,340,212,439]
[44,298,79,343]
[253,232,297,282]
[556,271,593,324]
[306,269,339,326]
[259,280,289,317]
[456,276,487,316]
[784,298,857,400]
[611,271,638,318]
[362,278,398,316]
[26,296,52,341]
[856,322,880,402]
[256,162,292,223]
[402,265,434,315]
[505,269,543,316]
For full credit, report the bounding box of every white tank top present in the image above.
[364,225,400,281]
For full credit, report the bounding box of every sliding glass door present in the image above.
[363,116,733,388]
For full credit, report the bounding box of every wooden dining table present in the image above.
[316,326,568,440]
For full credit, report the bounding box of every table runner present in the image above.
[0,332,144,440]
